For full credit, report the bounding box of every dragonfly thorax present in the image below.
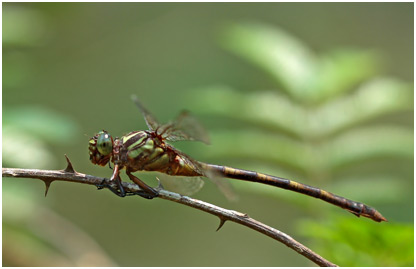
[118,131,163,165]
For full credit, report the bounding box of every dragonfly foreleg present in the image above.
[96,178,154,198]
[95,165,128,197]
[126,169,159,199]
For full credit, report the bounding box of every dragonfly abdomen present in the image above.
[204,164,386,222]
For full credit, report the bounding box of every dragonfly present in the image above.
[88,96,387,223]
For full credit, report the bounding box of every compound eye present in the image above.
[97,131,113,156]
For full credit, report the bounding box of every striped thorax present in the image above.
[119,131,169,171]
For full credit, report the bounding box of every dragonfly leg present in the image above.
[114,174,127,197]
[96,165,127,197]
[96,178,127,198]
[110,165,127,197]
[96,176,158,199]
[96,179,125,197]
[126,169,159,199]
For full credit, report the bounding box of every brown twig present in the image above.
[2,155,337,267]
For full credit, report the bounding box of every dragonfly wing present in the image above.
[162,111,210,144]
[157,173,205,196]
[209,177,238,201]
[203,165,238,201]
[167,145,237,200]
[131,95,160,131]
[163,145,238,200]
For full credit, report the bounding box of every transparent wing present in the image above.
[202,164,238,202]
[131,95,209,144]
[169,149,235,200]
[157,173,205,196]
[210,178,238,201]
[131,95,160,131]
[160,111,210,144]
[176,152,237,201]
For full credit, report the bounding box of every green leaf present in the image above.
[314,49,383,101]
[199,130,313,173]
[220,22,318,102]
[324,176,410,204]
[323,126,413,169]
[2,125,56,169]
[311,78,413,136]
[297,217,414,266]
[3,6,47,47]
[3,106,80,168]
[3,106,80,143]
[184,78,413,140]
[184,86,305,137]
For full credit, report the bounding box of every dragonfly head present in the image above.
[89,130,113,166]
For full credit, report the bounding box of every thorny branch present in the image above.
[3,155,337,267]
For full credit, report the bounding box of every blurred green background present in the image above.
[3,2,413,267]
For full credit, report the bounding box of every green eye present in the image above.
[97,131,113,156]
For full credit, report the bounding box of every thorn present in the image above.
[42,179,54,197]
[216,218,226,232]
[155,177,165,190]
[63,154,75,173]
[351,212,361,218]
